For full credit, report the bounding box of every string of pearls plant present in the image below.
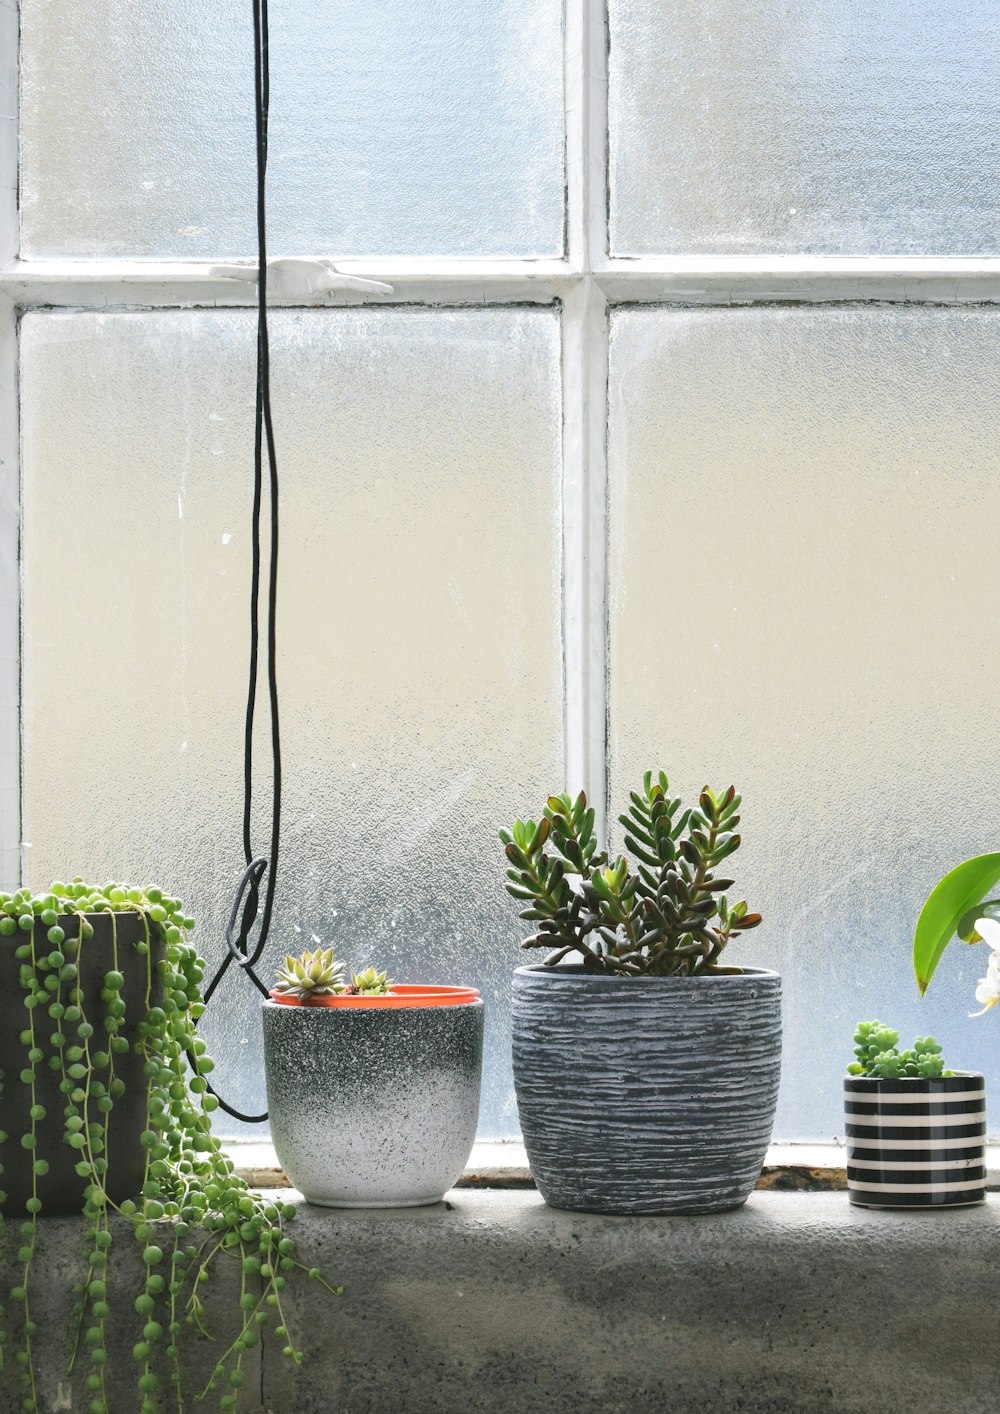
[0,880,338,1414]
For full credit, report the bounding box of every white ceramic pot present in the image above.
[261,997,484,1207]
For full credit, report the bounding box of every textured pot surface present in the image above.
[844,1072,986,1209]
[262,998,484,1207]
[0,913,164,1215]
[512,964,781,1215]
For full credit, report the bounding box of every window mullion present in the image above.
[561,0,611,833]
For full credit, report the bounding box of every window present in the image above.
[3,0,998,1143]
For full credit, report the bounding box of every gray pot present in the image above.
[512,964,781,1215]
[261,999,484,1207]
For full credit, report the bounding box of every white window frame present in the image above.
[3,1,1000,1172]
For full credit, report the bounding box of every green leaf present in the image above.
[956,898,1000,943]
[913,854,1000,995]
[623,835,661,868]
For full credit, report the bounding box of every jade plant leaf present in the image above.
[913,854,1000,994]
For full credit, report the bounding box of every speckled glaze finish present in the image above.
[512,964,782,1215]
[262,998,483,1207]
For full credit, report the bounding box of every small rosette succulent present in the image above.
[346,967,394,996]
[275,947,347,999]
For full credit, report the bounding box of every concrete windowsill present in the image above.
[7,1189,997,1414]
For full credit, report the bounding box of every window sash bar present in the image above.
[6,258,1000,310]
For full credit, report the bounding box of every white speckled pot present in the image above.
[512,964,781,1215]
[262,998,484,1207]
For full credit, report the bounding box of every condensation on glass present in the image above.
[609,0,1000,255]
[608,305,1000,1140]
[20,0,564,259]
[19,307,564,1137]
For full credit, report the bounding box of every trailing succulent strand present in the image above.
[847,1021,953,1079]
[500,771,761,977]
[0,880,339,1413]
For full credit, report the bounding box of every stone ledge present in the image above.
[3,1191,997,1413]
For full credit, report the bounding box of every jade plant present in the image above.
[273,950,394,1000]
[847,1021,953,1079]
[500,770,761,976]
[0,880,338,1414]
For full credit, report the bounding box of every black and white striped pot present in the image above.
[844,1073,987,1209]
[511,963,782,1215]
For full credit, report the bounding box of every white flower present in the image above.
[970,917,1000,1016]
[975,916,1000,950]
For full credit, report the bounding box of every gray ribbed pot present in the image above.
[262,999,484,1207]
[512,964,782,1215]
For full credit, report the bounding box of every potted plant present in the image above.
[261,949,483,1207]
[844,1021,985,1209]
[500,772,781,1215]
[0,880,335,1414]
[914,852,1000,1014]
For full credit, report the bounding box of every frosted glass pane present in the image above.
[609,0,1000,255]
[608,306,1000,1140]
[21,0,563,259]
[20,307,563,1138]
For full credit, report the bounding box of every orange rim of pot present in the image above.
[268,984,480,1009]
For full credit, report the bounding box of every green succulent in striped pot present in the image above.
[275,947,347,999]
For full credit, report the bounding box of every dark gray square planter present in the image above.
[0,913,163,1216]
[512,963,782,1215]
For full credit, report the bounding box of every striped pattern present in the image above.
[512,964,781,1215]
[844,1074,986,1209]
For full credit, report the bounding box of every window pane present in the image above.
[21,0,564,259]
[608,306,1000,1140]
[20,307,564,1137]
[609,0,1000,255]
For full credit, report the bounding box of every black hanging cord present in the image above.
[196,0,281,1123]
